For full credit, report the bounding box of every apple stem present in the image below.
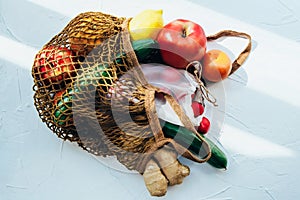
[182,29,187,38]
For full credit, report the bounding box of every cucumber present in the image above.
[53,39,161,126]
[114,38,162,65]
[159,119,227,169]
[132,38,162,63]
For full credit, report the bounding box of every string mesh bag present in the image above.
[31,11,215,173]
[32,11,252,173]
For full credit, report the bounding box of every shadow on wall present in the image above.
[223,66,300,144]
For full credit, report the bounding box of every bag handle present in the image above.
[207,30,252,75]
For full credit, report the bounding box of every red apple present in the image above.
[157,19,207,69]
[33,46,77,86]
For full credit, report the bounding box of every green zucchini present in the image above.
[159,119,228,169]
[132,38,162,63]
[53,88,75,126]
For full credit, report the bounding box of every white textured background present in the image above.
[1,0,300,199]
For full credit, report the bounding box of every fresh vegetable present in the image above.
[129,9,164,41]
[191,101,205,117]
[197,116,210,134]
[202,49,232,82]
[53,88,75,126]
[154,148,190,186]
[157,19,207,69]
[143,159,168,197]
[201,134,227,169]
[130,38,162,63]
[160,119,227,169]
[33,46,77,85]
[143,148,189,197]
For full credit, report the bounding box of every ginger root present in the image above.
[154,148,190,186]
[143,147,190,196]
[143,159,168,196]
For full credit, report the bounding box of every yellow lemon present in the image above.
[129,9,164,41]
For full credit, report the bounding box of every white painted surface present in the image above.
[1,0,300,199]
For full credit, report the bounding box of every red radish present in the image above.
[197,117,210,134]
[191,101,204,117]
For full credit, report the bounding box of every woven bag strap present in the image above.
[207,30,252,75]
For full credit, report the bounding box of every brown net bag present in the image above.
[32,11,252,173]
[31,11,215,173]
